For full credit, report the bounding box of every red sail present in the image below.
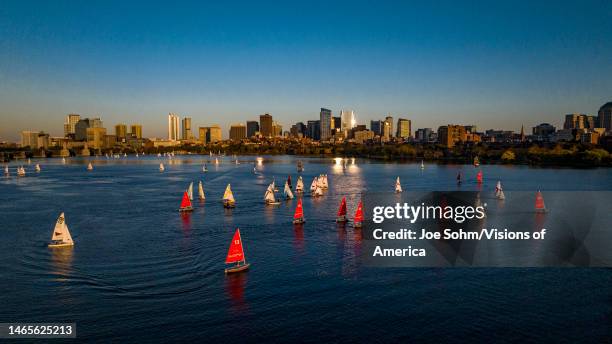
[180,191,192,209]
[337,197,347,216]
[225,229,245,264]
[354,200,364,222]
[535,191,546,210]
[294,198,304,219]
[476,170,483,183]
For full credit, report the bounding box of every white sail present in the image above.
[310,177,318,192]
[203,164,208,172]
[28,158,31,164]
[264,188,276,203]
[498,190,505,200]
[87,163,93,171]
[495,181,502,197]
[159,163,165,171]
[50,212,74,245]
[321,175,328,189]
[35,164,41,172]
[215,158,219,165]
[235,159,240,165]
[4,166,8,175]
[188,182,194,200]
[198,181,205,200]
[395,177,402,193]
[284,181,294,199]
[314,185,323,197]
[62,157,66,164]
[223,184,235,202]
[17,166,25,176]
[296,176,304,192]
[420,160,425,169]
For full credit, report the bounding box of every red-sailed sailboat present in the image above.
[225,229,250,274]
[535,191,547,213]
[476,170,483,184]
[293,198,305,224]
[354,200,364,227]
[336,197,348,223]
[179,191,193,212]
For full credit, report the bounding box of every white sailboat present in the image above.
[17,166,26,176]
[313,184,323,197]
[495,181,505,200]
[284,181,294,200]
[203,164,208,172]
[157,153,162,157]
[215,158,219,165]
[87,162,93,171]
[420,160,425,170]
[48,212,74,248]
[35,164,41,172]
[235,159,240,165]
[198,181,205,200]
[295,176,304,193]
[310,177,318,192]
[321,174,329,189]
[395,176,402,193]
[27,158,31,165]
[223,184,236,208]
[4,165,9,176]
[187,182,194,200]
[159,163,165,172]
[264,183,280,205]
[62,157,66,164]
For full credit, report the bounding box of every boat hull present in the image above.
[223,201,235,209]
[179,207,193,212]
[292,217,305,224]
[336,216,348,223]
[353,221,363,228]
[48,242,74,248]
[225,263,250,274]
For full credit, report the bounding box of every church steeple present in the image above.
[520,124,525,142]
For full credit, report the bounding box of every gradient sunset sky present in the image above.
[1,0,611,140]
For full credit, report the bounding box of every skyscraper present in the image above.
[598,102,612,130]
[115,124,127,139]
[64,114,81,137]
[396,118,411,139]
[246,121,259,137]
[340,110,355,134]
[75,118,103,141]
[168,113,180,141]
[260,114,273,137]
[307,120,320,140]
[229,124,247,141]
[182,117,193,140]
[384,116,393,139]
[370,120,383,136]
[130,124,142,139]
[272,122,283,137]
[320,108,332,141]
[208,125,222,143]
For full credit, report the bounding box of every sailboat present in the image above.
[48,212,74,248]
[292,198,305,224]
[313,183,323,197]
[336,197,348,223]
[310,177,318,193]
[456,172,462,185]
[87,162,93,171]
[157,153,162,157]
[395,177,402,193]
[420,160,425,170]
[321,175,329,189]
[215,158,219,165]
[62,157,66,164]
[4,165,9,176]
[203,164,208,172]
[476,170,483,184]
[194,181,204,201]
[159,163,165,172]
[284,181,294,200]
[354,200,364,227]
[27,158,31,164]
[235,159,240,165]
[287,175,292,189]
[297,160,304,172]
[473,156,480,167]
[17,166,26,176]
[295,176,304,193]
[224,229,250,274]
[179,191,193,212]
[223,184,236,208]
[252,166,257,174]
[495,181,505,200]
[535,191,547,213]
[136,153,139,158]
[35,164,41,172]
[264,182,280,205]
[187,182,194,201]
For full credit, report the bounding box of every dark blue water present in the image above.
[1,156,611,342]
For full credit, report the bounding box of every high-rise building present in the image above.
[246,121,259,137]
[290,122,307,138]
[384,116,394,139]
[21,131,40,148]
[340,110,355,134]
[415,128,433,142]
[198,127,209,143]
[130,124,142,139]
[86,127,107,149]
[168,113,180,141]
[370,120,383,136]
[332,116,341,131]
[208,125,222,143]
[320,108,332,141]
[438,125,467,148]
[64,114,81,137]
[75,118,103,141]
[229,124,247,141]
[181,117,193,140]
[396,118,411,139]
[115,124,128,139]
[598,102,612,130]
[563,113,591,129]
[382,121,391,140]
[272,122,283,137]
[307,120,320,140]
[260,114,273,137]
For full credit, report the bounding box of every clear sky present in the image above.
[1,0,611,141]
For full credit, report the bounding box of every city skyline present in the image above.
[2,1,612,141]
